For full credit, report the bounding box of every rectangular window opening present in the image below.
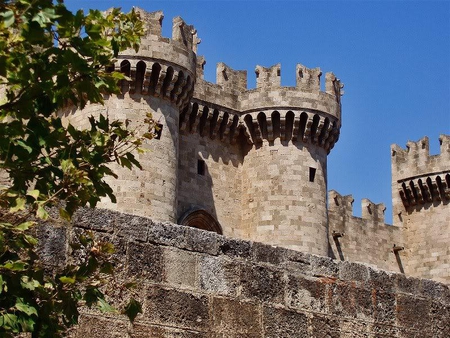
[155,123,163,140]
[309,167,316,182]
[197,159,205,175]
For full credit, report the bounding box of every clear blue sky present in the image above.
[65,0,450,223]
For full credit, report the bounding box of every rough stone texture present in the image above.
[54,209,449,337]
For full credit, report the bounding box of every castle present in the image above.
[66,8,450,285]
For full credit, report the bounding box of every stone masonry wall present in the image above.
[38,209,449,337]
[241,141,329,255]
[391,136,450,284]
[328,191,404,274]
[62,95,180,222]
[177,132,243,237]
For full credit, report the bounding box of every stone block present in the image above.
[183,226,222,256]
[263,306,309,338]
[395,274,422,295]
[199,255,240,296]
[164,248,198,289]
[130,323,207,338]
[74,315,128,338]
[339,319,370,338]
[147,221,187,247]
[239,263,285,304]
[219,237,252,258]
[114,212,152,242]
[311,255,339,278]
[144,286,210,331]
[339,261,369,282]
[251,241,289,265]
[420,279,450,304]
[373,290,396,324]
[37,223,68,270]
[72,207,115,233]
[310,315,340,338]
[286,274,326,312]
[367,267,395,292]
[127,241,164,282]
[210,297,262,336]
[429,301,450,338]
[396,294,431,332]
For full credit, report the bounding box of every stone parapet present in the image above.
[42,208,450,337]
[391,135,450,211]
[327,190,404,273]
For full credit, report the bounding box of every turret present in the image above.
[391,135,450,284]
[66,9,197,222]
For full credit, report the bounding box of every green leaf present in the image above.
[97,297,117,313]
[26,189,40,199]
[99,262,113,274]
[0,313,19,331]
[15,221,35,232]
[15,300,38,316]
[59,208,71,221]
[123,298,142,322]
[59,276,76,284]
[15,140,33,153]
[1,261,27,271]
[10,197,26,213]
[1,10,15,28]
[18,316,36,332]
[24,234,37,246]
[20,276,41,291]
[36,205,49,220]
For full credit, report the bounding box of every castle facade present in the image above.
[67,9,450,284]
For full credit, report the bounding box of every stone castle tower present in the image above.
[66,9,449,283]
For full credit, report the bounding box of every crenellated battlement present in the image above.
[130,8,199,54]
[328,190,389,224]
[391,135,450,177]
[217,63,248,93]
[191,63,343,148]
[391,135,450,210]
[328,190,403,273]
[113,9,198,106]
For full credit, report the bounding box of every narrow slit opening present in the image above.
[197,159,205,175]
[309,167,316,182]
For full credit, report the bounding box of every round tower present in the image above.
[239,64,343,255]
[391,135,450,283]
[66,9,197,222]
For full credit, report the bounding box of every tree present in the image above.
[0,0,153,335]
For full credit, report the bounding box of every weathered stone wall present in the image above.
[328,191,404,273]
[391,136,450,284]
[41,209,449,338]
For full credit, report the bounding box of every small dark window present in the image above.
[155,123,163,140]
[309,167,316,182]
[197,159,205,175]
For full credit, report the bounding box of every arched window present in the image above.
[178,208,222,234]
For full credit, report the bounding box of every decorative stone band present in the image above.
[179,101,241,145]
[180,100,340,153]
[242,109,340,153]
[112,58,195,109]
[397,172,450,208]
